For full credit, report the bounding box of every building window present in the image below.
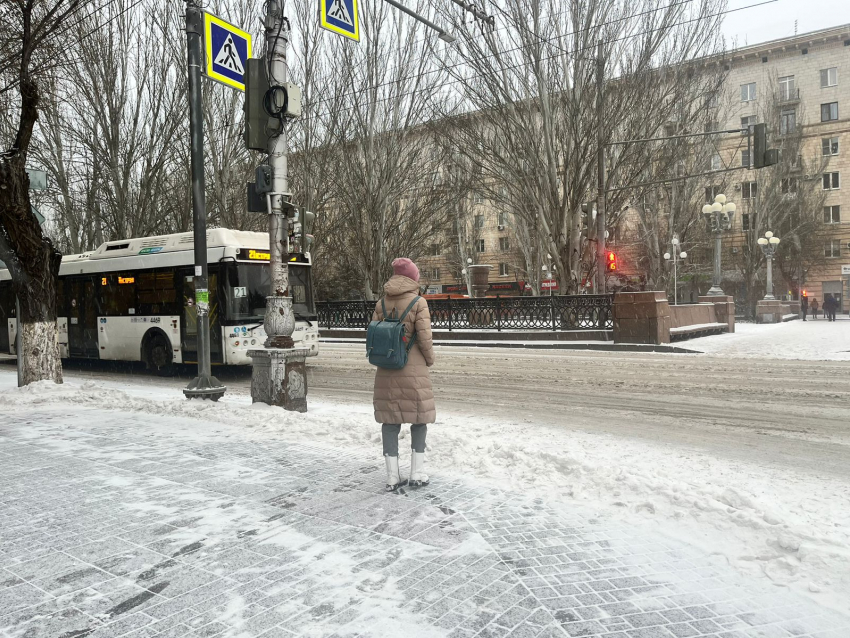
[822,137,839,156]
[781,178,798,195]
[499,263,510,277]
[430,243,441,256]
[497,211,508,226]
[705,91,718,108]
[821,67,838,88]
[499,237,510,251]
[821,102,839,122]
[824,205,841,224]
[741,150,751,167]
[710,153,722,170]
[742,181,757,199]
[424,268,441,280]
[473,193,484,205]
[741,82,757,102]
[474,214,485,228]
[704,120,719,133]
[823,172,840,190]
[705,185,721,203]
[780,109,796,135]
[825,239,841,258]
[742,213,750,230]
[779,75,796,101]
[475,239,485,253]
[741,115,757,133]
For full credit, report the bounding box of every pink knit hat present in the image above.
[392,257,420,282]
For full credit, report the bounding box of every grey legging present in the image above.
[382,423,427,457]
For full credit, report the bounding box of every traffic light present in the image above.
[752,123,779,169]
[606,251,617,272]
[244,59,271,151]
[301,210,315,254]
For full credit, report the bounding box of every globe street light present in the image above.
[757,231,781,300]
[701,193,736,296]
[663,234,687,305]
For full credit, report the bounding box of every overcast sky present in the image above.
[722,0,850,47]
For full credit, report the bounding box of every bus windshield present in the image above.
[225,262,315,323]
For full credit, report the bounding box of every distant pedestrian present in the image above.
[371,258,436,491]
[823,294,838,322]
[801,294,808,321]
[811,298,819,319]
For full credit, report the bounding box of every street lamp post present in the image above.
[757,231,781,300]
[663,235,687,306]
[542,254,556,296]
[701,194,736,296]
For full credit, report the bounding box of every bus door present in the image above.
[179,268,223,364]
[67,277,99,358]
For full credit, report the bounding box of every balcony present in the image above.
[779,87,801,104]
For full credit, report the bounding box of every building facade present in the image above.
[420,25,850,307]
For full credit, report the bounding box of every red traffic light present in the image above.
[606,251,617,271]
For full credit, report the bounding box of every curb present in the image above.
[320,338,700,354]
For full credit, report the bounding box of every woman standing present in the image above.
[372,258,436,491]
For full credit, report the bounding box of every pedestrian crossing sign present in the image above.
[204,12,252,91]
[320,0,359,42]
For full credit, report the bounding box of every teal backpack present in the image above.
[367,296,421,369]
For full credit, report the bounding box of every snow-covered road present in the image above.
[1,376,849,638]
[2,316,850,636]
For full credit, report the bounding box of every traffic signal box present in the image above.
[607,251,617,272]
[753,123,779,169]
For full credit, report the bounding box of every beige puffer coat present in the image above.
[372,275,436,424]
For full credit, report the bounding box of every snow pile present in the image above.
[687,319,850,360]
[2,376,849,614]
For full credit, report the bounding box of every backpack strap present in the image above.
[381,297,387,320]
[398,296,421,322]
[399,296,421,352]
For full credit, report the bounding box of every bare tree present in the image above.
[325,0,455,300]
[0,0,102,384]
[440,0,727,294]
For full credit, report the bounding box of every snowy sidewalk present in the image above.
[1,384,849,638]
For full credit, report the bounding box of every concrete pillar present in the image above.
[613,291,672,345]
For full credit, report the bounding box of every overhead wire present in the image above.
[203,0,778,141]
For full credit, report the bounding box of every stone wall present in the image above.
[669,304,717,329]
[613,292,671,345]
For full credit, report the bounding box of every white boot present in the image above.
[384,456,405,492]
[409,452,430,487]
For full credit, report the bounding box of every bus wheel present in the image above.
[147,336,175,377]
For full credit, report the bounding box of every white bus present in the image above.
[0,229,319,374]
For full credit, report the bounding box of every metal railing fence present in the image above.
[317,295,613,331]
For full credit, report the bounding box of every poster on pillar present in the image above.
[203,12,252,91]
[320,0,359,41]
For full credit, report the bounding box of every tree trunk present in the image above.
[0,77,64,386]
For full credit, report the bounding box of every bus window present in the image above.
[227,263,271,322]
[137,271,179,315]
[225,263,314,322]
[102,273,136,315]
[0,282,12,353]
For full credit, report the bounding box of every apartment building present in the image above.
[417,204,527,295]
[718,25,850,310]
[615,25,850,310]
[420,25,850,305]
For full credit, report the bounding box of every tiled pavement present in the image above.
[1,406,849,638]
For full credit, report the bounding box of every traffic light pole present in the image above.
[247,0,308,412]
[183,0,225,401]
